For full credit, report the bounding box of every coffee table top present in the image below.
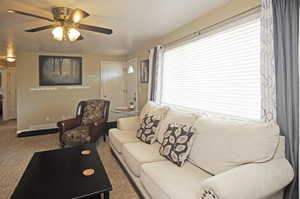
[11,144,112,199]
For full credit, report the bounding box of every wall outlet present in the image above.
[62,115,65,120]
[46,117,50,121]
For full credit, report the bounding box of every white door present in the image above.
[100,61,126,110]
[7,69,16,119]
[2,68,16,120]
[125,58,138,110]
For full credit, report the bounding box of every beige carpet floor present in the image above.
[0,120,140,199]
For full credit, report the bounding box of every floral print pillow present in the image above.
[159,123,195,167]
[136,113,160,144]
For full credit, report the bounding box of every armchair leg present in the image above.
[103,134,106,142]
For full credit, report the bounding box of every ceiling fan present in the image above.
[8,7,113,42]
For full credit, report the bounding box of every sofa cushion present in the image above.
[109,129,139,154]
[61,126,90,147]
[160,123,195,167]
[156,108,198,143]
[122,142,166,177]
[189,117,280,175]
[140,161,212,199]
[137,113,160,144]
[140,101,169,122]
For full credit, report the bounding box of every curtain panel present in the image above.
[261,0,277,123]
[148,46,164,103]
[272,0,299,198]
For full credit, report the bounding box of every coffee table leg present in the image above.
[104,191,109,199]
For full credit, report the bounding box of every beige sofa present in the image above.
[109,105,294,199]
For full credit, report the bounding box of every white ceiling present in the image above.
[0,0,230,57]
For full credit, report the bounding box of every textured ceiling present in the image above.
[0,0,230,57]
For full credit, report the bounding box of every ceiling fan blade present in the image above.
[8,9,54,22]
[77,24,112,35]
[25,25,53,32]
[67,8,89,23]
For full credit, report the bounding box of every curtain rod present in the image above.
[163,5,262,48]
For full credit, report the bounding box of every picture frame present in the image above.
[140,59,149,83]
[39,55,82,86]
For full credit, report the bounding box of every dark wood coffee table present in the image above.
[11,144,112,199]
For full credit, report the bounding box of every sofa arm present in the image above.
[117,116,140,131]
[198,159,294,199]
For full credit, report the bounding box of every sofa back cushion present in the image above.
[189,117,280,175]
[139,102,169,141]
[81,99,105,125]
[156,108,198,143]
[140,101,169,122]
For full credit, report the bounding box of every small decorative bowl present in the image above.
[82,169,95,176]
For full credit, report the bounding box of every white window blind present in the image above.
[161,16,261,120]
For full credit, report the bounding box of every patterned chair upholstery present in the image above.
[57,99,110,147]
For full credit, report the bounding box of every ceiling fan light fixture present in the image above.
[6,57,16,62]
[128,65,134,73]
[52,26,64,41]
[72,13,82,23]
[8,10,16,14]
[68,28,81,42]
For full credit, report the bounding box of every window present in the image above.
[161,15,261,120]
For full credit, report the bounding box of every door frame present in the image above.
[1,68,8,121]
[0,68,4,120]
[126,58,139,111]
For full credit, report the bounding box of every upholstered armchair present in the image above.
[57,99,110,147]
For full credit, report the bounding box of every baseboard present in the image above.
[17,128,59,137]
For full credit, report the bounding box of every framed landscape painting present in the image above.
[39,56,82,86]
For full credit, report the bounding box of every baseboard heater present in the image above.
[17,128,59,137]
[18,123,59,137]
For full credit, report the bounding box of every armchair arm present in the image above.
[198,159,294,199]
[57,117,81,133]
[117,116,140,131]
[57,117,81,144]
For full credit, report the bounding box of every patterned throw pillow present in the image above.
[159,123,194,167]
[137,114,160,144]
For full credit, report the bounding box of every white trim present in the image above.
[2,68,7,121]
[127,58,139,111]
[17,129,30,134]
[298,7,300,198]
[148,49,155,101]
